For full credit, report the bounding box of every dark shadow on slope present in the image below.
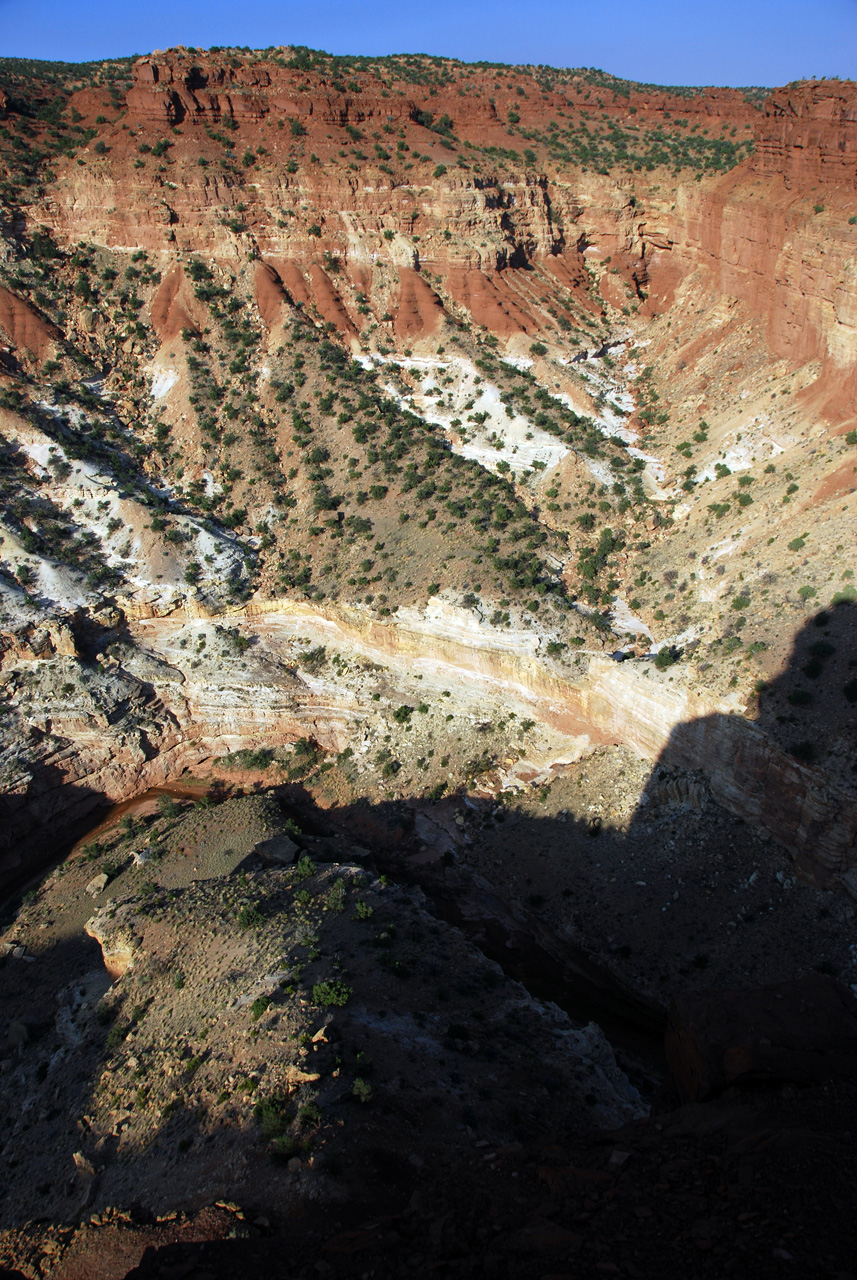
[283,786,668,1051]
[269,606,857,1068]
[0,757,109,902]
[0,609,856,1276]
[0,930,114,1225]
[750,598,857,767]
[652,601,857,882]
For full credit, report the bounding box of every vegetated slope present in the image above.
[2,772,857,1280]
[1,47,857,1280]
[0,47,854,876]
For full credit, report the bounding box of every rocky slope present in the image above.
[0,794,645,1231]
[0,44,856,1277]
[2,770,857,1279]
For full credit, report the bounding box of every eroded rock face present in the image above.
[0,597,854,895]
[44,52,857,420]
[0,286,61,366]
[1,49,855,900]
[149,264,205,340]
[85,906,139,979]
[752,82,857,187]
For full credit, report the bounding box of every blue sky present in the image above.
[2,0,856,86]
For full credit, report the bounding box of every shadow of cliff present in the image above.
[259,605,857,1076]
[1,607,855,1275]
[285,785,668,1054]
[0,759,111,905]
[751,598,856,764]
[653,601,857,881]
[0,929,113,1226]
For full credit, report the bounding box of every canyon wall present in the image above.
[2,53,856,892]
[40,57,857,426]
[2,600,854,893]
[622,84,857,422]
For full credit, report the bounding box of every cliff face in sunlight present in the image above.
[40,57,857,421]
[0,49,854,894]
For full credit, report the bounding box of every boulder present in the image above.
[253,834,298,865]
[86,908,140,979]
[666,973,857,1101]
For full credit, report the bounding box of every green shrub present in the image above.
[299,645,326,671]
[106,1021,127,1049]
[250,995,272,1021]
[312,979,352,1007]
[325,879,346,913]
[255,1093,293,1138]
[158,794,180,819]
[271,1134,312,1162]
[352,1077,373,1103]
[298,1101,323,1127]
[237,904,264,930]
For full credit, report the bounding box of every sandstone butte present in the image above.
[0,47,855,1278]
